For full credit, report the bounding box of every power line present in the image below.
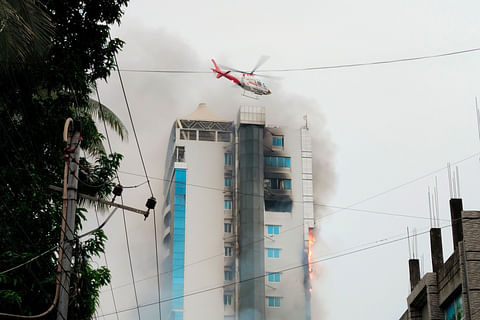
[100,152,478,287]
[118,46,480,74]
[112,42,154,198]
[93,208,120,320]
[0,246,57,275]
[96,220,459,318]
[95,73,162,319]
[118,149,480,224]
[95,80,142,320]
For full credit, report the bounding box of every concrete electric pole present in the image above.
[56,120,81,320]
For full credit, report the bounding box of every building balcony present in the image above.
[163,226,171,242]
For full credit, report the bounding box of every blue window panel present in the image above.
[174,194,185,205]
[224,200,232,209]
[224,153,233,166]
[277,157,284,167]
[224,295,232,305]
[285,157,291,168]
[175,182,186,195]
[267,248,280,258]
[171,168,186,313]
[272,136,283,146]
[225,177,232,187]
[267,225,273,234]
[283,179,291,190]
[268,272,280,282]
[173,312,183,320]
[268,297,281,307]
[176,169,186,182]
[267,225,280,235]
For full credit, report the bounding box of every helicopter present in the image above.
[211,57,272,96]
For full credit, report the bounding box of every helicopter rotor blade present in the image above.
[254,73,282,80]
[250,55,270,74]
[218,64,246,74]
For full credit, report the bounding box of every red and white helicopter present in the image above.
[211,57,272,96]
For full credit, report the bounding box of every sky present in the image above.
[84,1,480,319]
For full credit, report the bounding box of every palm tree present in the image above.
[0,0,54,68]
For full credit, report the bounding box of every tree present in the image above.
[0,0,54,68]
[0,0,129,318]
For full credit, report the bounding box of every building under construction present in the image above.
[399,197,480,320]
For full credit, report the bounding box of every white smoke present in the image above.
[91,23,335,319]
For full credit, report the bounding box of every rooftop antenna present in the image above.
[455,166,461,198]
[476,97,480,144]
[434,176,440,228]
[428,186,433,228]
[303,114,308,129]
[447,162,453,198]
[413,228,418,259]
[407,227,411,259]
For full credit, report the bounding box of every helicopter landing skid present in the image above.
[242,91,259,100]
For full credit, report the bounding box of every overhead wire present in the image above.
[99,152,478,296]
[96,217,478,318]
[118,46,480,74]
[104,151,479,287]
[93,207,120,320]
[94,82,138,320]
[110,35,162,320]
[0,246,57,275]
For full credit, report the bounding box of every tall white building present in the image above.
[161,103,316,320]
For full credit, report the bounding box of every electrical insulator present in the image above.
[144,196,157,220]
[113,184,123,197]
[146,197,156,210]
[112,184,123,202]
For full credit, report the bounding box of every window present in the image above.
[224,200,232,210]
[445,295,464,320]
[224,223,232,233]
[265,200,292,212]
[218,132,231,142]
[175,146,185,162]
[224,153,233,166]
[267,248,280,258]
[267,296,281,307]
[224,271,233,281]
[272,136,283,147]
[224,295,232,305]
[198,130,216,141]
[225,247,233,256]
[268,272,280,282]
[264,156,291,168]
[224,177,232,187]
[180,129,196,140]
[265,178,291,190]
[267,225,280,235]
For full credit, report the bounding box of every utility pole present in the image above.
[57,120,81,320]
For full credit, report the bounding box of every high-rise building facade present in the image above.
[161,103,316,320]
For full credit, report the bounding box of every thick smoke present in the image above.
[90,24,335,319]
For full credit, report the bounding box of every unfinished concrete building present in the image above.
[399,198,480,320]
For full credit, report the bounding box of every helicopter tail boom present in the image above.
[211,59,240,84]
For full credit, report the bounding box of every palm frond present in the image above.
[88,98,128,141]
[0,0,54,66]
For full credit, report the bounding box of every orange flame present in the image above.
[308,228,315,281]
